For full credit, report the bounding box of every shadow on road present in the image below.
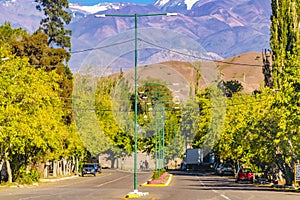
[167,170,300,194]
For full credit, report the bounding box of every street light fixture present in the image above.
[95,12,177,196]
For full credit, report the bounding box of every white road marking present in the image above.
[96,174,131,187]
[198,176,232,200]
[220,194,232,200]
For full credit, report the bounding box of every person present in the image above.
[144,160,149,170]
[139,160,144,170]
[239,166,244,172]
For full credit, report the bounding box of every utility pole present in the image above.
[95,12,177,198]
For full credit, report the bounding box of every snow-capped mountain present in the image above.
[0,0,43,33]
[69,2,132,14]
[0,0,271,71]
[155,0,199,10]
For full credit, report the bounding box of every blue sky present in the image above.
[68,0,156,6]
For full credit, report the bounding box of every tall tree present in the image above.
[0,46,68,182]
[35,0,72,56]
[7,26,74,125]
[270,0,300,88]
[269,0,300,185]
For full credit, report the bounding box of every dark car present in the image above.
[220,164,235,176]
[81,163,101,177]
[214,163,224,175]
[215,163,235,176]
[236,167,254,183]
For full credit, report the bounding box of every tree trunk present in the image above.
[283,165,294,186]
[58,161,62,176]
[43,163,48,178]
[276,155,294,186]
[5,159,12,183]
[111,157,115,169]
[62,159,66,176]
[0,160,3,183]
[53,161,57,177]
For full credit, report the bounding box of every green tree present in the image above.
[94,74,134,167]
[8,28,74,125]
[10,32,68,70]
[35,0,72,54]
[222,80,244,97]
[180,100,199,149]
[0,22,27,46]
[214,93,259,168]
[73,73,112,157]
[271,0,300,88]
[0,46,70,182]
[270,0,300,185]
[194,85,226,157]
[214,86,300,184]
[164,115,185,164]
[136,81,179,154]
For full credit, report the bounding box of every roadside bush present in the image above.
[16,169,40,184]
[152,168,166,180]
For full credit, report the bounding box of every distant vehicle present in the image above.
[214,163,235,176]
[214,163,224,175]
[184,148,203,170]
[236,167,254,183]
[81,163,101,177]
[220,163,235,176]
[186,149,202,164]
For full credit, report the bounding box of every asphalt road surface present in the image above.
[0,169,299,200]
[139,171,300,200]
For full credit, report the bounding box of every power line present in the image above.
[67,37,263,67]
[139,38,263,67]
[70,39,135,54]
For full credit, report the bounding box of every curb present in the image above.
[124,191,149,199]
[140,174,173,187]
[39,175,79,183]
[255,183,300,193]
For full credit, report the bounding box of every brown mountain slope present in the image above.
[217,52,264,93]
[138,52,264,94]
[113,52,264,99]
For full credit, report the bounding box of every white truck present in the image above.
[184,148,203,170]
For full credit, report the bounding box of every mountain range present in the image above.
[0,0,272,71]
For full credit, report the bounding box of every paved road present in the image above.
[0,169,151,200]
[138,171,300,200]
[0,170,299,200]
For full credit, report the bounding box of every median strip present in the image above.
[140,173,173,187]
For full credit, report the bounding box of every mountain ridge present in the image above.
[0,0,271,71]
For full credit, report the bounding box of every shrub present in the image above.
[152,168,166,180]
[16,169,40,184]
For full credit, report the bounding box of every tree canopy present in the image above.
[35,0,72,51]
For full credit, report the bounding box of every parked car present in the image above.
[220,163,235,176]
[81,163,101,177]
[215,163,235,176]
[236,167,254,183]
[214,163,224,175]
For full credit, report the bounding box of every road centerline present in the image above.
[96,174,131,187]
[198,176,232,200]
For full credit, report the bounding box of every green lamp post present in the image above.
[95,12,177,195]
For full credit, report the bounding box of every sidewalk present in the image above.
[39,174,79,183]
[255,181,300,193]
